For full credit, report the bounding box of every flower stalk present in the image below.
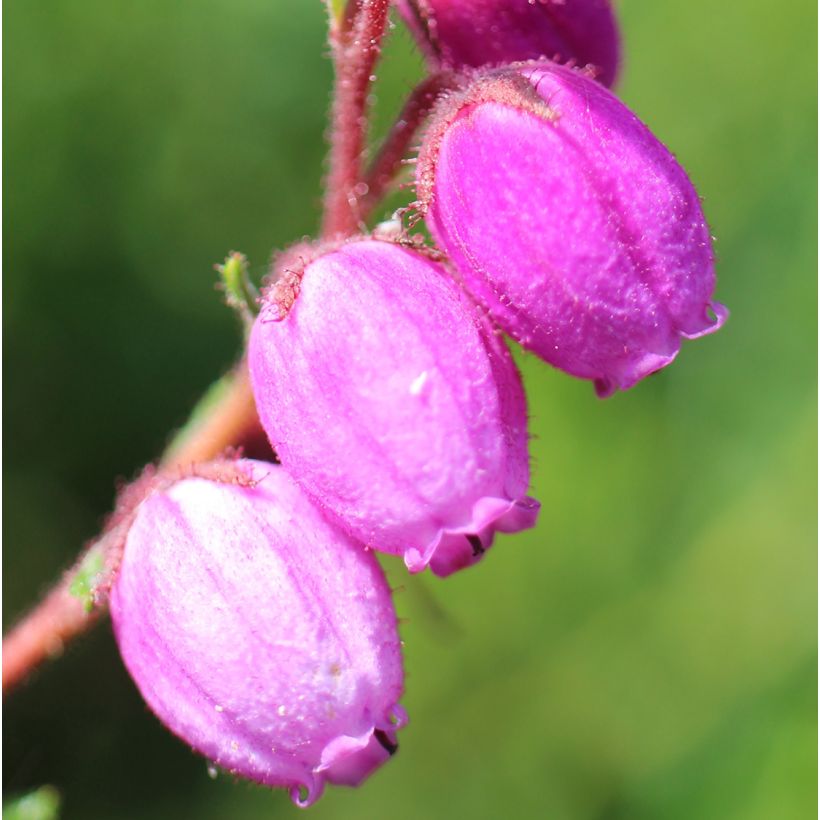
[361,71,458,217]
[321,0,390,237]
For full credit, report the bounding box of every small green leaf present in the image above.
[3,786,61,820]
[68,546,105,613]
[216,251,258,330]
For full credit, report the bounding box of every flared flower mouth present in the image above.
[680,301,729,341]
[290,706,408,808]
[594,302,729,398]
[403,495,540,577]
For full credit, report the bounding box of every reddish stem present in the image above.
[360,72,456,218]
[162,366,258,468]
[321,0,390,238]
[2,582,100,692]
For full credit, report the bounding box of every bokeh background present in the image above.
[4,1,817,818]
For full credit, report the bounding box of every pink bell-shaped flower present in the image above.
[417,63,727,396]
[248,238,539,576]
[110,461,406,807]
[397,0,621,87]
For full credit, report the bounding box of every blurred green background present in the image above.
[4,1,817,818]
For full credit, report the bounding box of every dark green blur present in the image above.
[4,1,816,818]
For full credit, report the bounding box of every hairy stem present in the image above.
[2,579,101,692]
[360,72,456,219]
[321,0,390,238]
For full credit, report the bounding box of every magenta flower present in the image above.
[397,0,620,87]
[110,461,405,807]
[248,238,539,576]
[417,62,727,397]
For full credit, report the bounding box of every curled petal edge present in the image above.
[594,302,729,398]
[290,705,408,808]
[681,301,729,341]
[404,495,541,577]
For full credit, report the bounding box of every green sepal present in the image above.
[216,252,258,332]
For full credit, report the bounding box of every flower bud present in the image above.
[397,0,620,87]
[110,461,405,807]
[417,63,727,396]
[248,238,539,577]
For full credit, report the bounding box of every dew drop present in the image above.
[207,763,219,780]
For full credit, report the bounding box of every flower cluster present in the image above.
[109,0,725,808]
